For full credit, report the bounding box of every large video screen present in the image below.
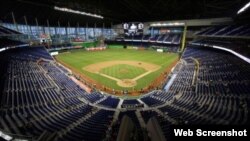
[123,22,144,36]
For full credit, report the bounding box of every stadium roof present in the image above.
[0,0,249,27]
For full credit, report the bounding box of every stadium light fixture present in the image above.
[0,131,13,141]
[54,6,104,19]
[237,1,250,14]
[151,22,185,27]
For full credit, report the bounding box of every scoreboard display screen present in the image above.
[123,22,144,36]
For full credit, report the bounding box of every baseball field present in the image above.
[55,46,179,92]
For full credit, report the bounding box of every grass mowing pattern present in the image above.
[56,47,179,91]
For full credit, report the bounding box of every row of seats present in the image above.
[140,91,174,107]
[0,26,21,35]
[0,47,117,141]
[122,99,140,105]
[138,46,249,140]
[196,24,250,37]
[192,39,250,57]
[117,33,182,44]
[98,96,120,108]
[0,38,25,49]
[59,109,114,141]
[0,44,249,141]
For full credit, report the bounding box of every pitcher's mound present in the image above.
[117,79,137,87]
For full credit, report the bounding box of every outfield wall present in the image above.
[105,40,180,50]
[106,42,179,53]
[107,44,124,49]
[72,41,98,48]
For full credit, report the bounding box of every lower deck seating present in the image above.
[122,99,140,105]
[0,47,115,141]
[59,110,114,141]
[0,45,249,141]
[98,96,120,108]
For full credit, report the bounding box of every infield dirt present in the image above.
[83,60,161,87]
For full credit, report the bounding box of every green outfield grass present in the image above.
[56,46,179,91]
[100,64,146,79]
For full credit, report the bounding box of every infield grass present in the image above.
[100,64,146,79]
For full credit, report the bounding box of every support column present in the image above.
[11,12,19,32]
[85,23,88,41]
[54,26,57,35]
[47,19,51,48]
[29,19,33,37]
[24,16,30,40]
[35,18,39,35]
[58,21,61,40]
[47,19,51,35]
[102,23,105,36]
[151,27,154,36]
[94,23,96,39]
[110,22,113,39]
[65,23,68,39]
[68,21,70,41]
[42,26,45,35]
[180,23,187,52]
[77,22,79,36]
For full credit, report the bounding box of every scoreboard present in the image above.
[123,22,144,36]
